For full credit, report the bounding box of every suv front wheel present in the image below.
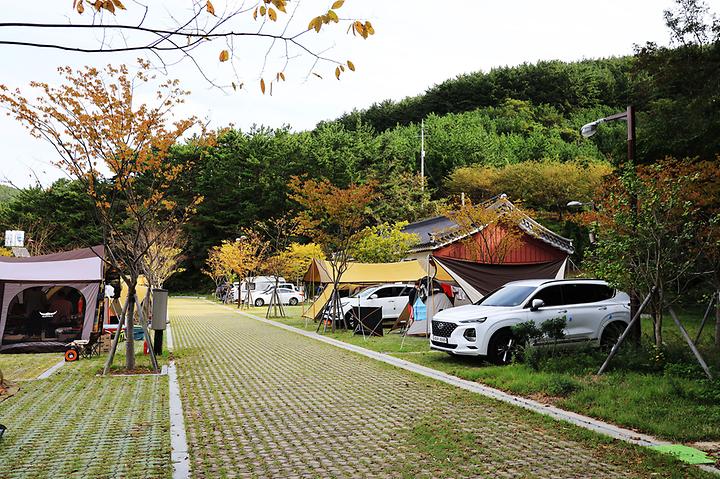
[487,329,515,365]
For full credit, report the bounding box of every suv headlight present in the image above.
[459,317,486,324]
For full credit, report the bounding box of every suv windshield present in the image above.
[352,287,377,299]
[476,286,536,307]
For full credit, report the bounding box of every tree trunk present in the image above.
[126,285,136,370]
[715,290,720,349]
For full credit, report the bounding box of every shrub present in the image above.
[511,317,568,364]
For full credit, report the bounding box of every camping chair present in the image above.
[64,331,102,362]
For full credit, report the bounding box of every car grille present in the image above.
[432,321,457,337]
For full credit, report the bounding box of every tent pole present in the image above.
[103,298,131,375]
[425,255,435,338]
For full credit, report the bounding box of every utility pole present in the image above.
[420,118,425,192]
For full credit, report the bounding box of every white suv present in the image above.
[430,279,630,364]
[331,284,413,323]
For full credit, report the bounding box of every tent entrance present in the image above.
[2,285,89,352]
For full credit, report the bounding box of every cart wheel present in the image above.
[64,348,78,362]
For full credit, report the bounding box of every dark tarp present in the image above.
[431,256,567,300]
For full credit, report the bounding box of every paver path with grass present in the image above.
[170,299,695,479]
[0,354,171,479]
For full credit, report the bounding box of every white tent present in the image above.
[0,246,104,353]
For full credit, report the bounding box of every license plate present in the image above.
[432,335,448,343]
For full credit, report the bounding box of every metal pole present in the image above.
[597,287,655,375]
[626,105,642,345]
[420,118,425,192]
[668,307,713,380]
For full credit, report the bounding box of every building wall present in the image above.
[432,225,567,264]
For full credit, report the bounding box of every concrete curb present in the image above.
[166,324,190,479]
[36,359,65,380]
[215,302,720,475]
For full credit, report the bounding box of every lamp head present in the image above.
[566,201,584,209]
[580,119,604,138]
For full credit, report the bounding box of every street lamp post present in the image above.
[566,201,597,244]
[581,105,641,343]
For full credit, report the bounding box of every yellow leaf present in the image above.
[335,66,341,80]
[347,60,355,71]
[308,17,322,32]
[219,49,230,62]
[260,78,266,94]
[105,0,116,14]
[365,21,375,35]
[331,0,344,9]
[253,7,258,20]
[260,5,266,15]
[274,0,286,13]
[112,0,126,9]
[327,10,339,23]
[76,0,85,13]
[206,0,215,15]
[279,72,286,81]
[268,7,277,21]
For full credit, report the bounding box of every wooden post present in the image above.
[693,292,717,344]
[668,307,713,380]
[597,288,655,376]
[715,290,720,349]
[134,294,159,373]
[103,299,130,375]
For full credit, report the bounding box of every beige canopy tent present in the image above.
[302,259,428,319]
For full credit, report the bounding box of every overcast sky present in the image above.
[0,0,692,187]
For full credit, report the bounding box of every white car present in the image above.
[251,284,304,307]
[331,283,414,323]
[430,279,630,364]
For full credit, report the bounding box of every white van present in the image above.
[230,276,286,302]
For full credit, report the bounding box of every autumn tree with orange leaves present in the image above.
[289,177,376,331]
[0,1,375,91]
[440,198,526,265]
[0,62,207,372]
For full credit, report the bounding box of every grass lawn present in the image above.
[236,302,720,444]
[0,353,63,381]
[0,343,170,478]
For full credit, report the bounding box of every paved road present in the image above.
[171,299,631,478]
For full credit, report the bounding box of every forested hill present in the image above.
[331,57,633,133]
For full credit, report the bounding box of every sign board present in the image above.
[4,230,24,248]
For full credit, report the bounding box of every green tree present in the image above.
[349,222,418,263]
[0,179,101,254]
[580,160,718,347]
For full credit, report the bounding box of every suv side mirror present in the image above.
[369,294,379,300]
[530,299,545,311]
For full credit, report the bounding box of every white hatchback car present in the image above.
[430,279,630,364]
